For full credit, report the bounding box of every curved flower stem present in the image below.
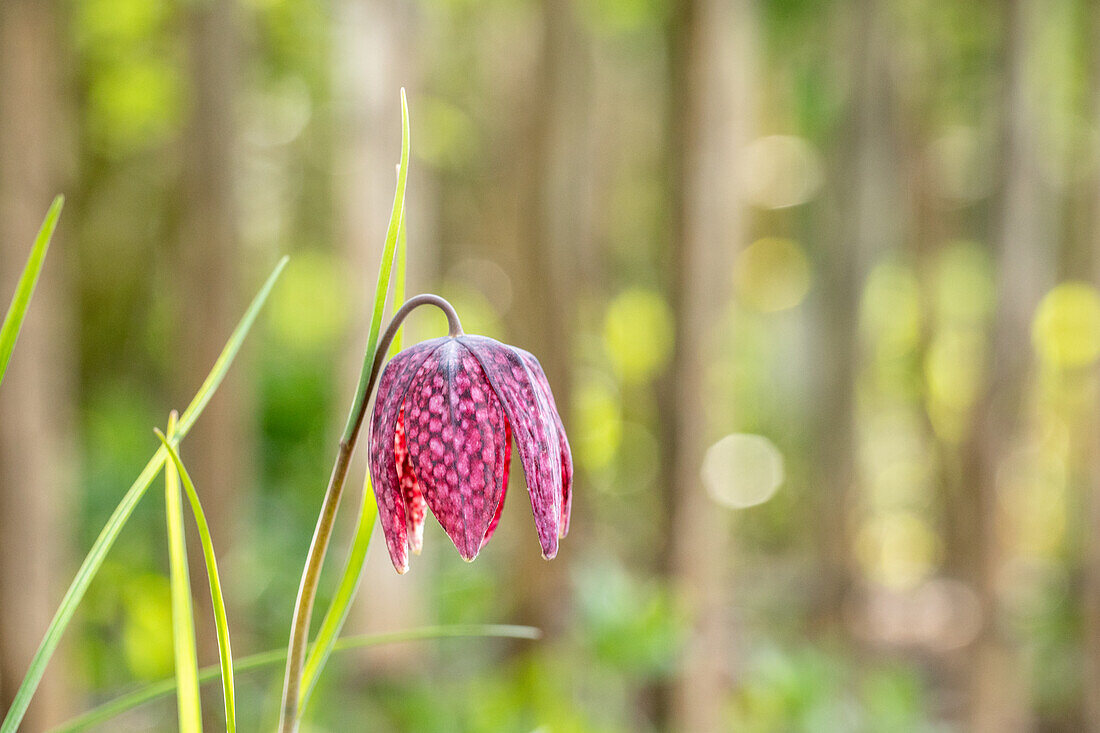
[277,294,462,733]
[343,294,464,445]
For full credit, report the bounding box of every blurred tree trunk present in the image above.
[660,0,755,729]
[505,0,586,638]
[811,0,901,634]
[0,0,74,726]
[178,0,250,709]
[961,0,1048,729]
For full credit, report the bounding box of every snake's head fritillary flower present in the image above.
[368,334,573,573]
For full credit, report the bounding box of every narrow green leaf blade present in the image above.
[157,432,236,733]
[0,195,63,386]
[0,257,287,733]
[341,88,410,443]
[298,477,379,711]
[51,625,540,733]
[388,201,407,358]
[162,415,203,732]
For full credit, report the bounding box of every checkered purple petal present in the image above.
[402,340,510,560]
[460,335,564,559]
[516,348,573,538]
[367,337,447,572]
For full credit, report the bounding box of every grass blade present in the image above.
[0,257,287,733]
[388,198,407,358]
[301,90,412,712]
[162,414,202,732]
[340,87,410,444]
[0,195,63,386]
[51,625,540,733]
[298,478,379,711]
[156,431,236,733]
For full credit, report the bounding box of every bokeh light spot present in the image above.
[434,283,504,339]
[574,377,623,472]
[417,97,479,170]
[735,237,812,312]
[743,135,824,209]
[862,262,921,358]
[89,61,182,154]
[857,578,982,651]
[924,329,984,411]
[75,0,167,46]
[603,289,673,384]
[447,258,513,316]
[856,513,940,590]
[576,0,670,36]
[933,241,995,325]
[1032,281,1100,369]
[701,433,784,509]
[243,77,313,148]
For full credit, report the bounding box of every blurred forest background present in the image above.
[3,0,1100,730]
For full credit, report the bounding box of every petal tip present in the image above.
[538,528,560,561]
[386,543,410,576]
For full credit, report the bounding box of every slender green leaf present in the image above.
[302,90,412,712]
[0,257,288,733]
[162,415,202,732]
[156,431,236,733]
[0,195,63,386]
[298,479,378,711]
[388,200,408,358]
[340,87,410,444]
[51,625,540,733]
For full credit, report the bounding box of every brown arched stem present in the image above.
[277,294,462,733]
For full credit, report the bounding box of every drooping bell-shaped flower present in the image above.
[368,334,573,573]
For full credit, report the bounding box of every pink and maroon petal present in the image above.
[368,337,447,572]
[395,408,427,554]
[460,335,563,559]
[403,340,511,560]
[480,423,512,550]
[516,349,573,538]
